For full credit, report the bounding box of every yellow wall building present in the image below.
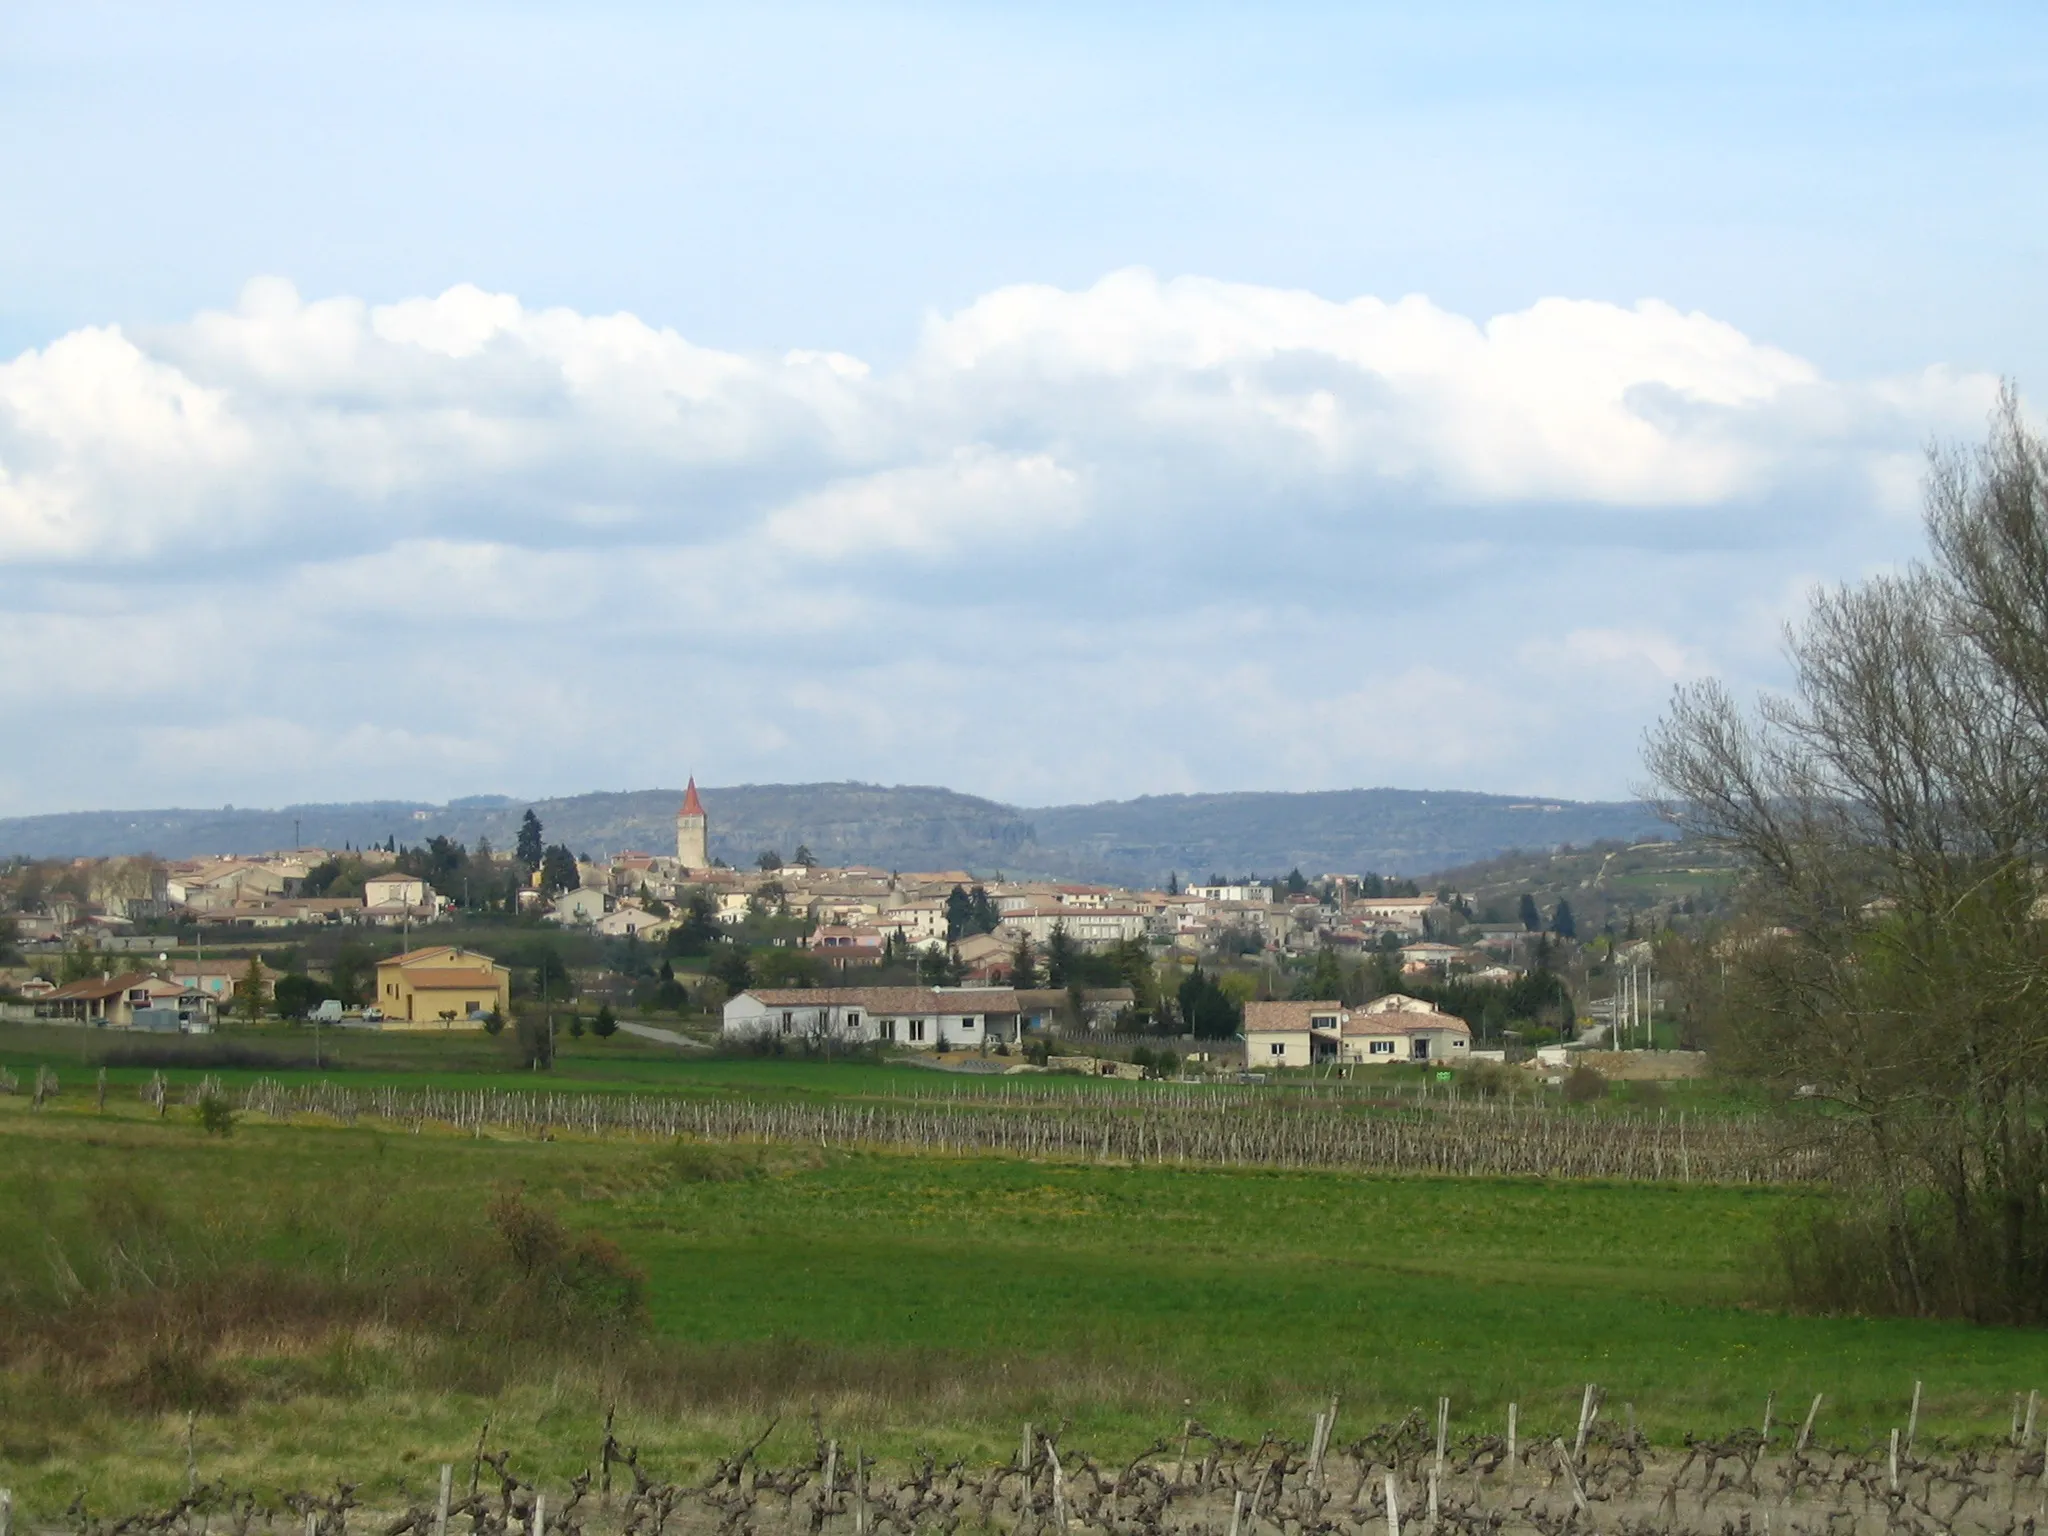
[374,945,511,1028]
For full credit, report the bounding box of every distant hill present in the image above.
[1020,789,1666,887]
[0,783,1666,884]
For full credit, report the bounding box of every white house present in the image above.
[594,905,670,939]
[723,986,1022,1049]
[363,873,431,909]
[548,887,609,925]
[1242,993,1471,1070]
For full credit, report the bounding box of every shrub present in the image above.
[568,1013,586,1039]
[592,1003,618,1038]
[1463,1061,1514,1098]
[1627,1078,1669,1110]
[1561,1064,1608,1103]
[486,1188,647,1336]
[481,1009,505,1036]
[194,1093,237,1138]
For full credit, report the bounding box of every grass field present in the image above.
[0,1023,1774,1114]
[6,1062,2048,1516]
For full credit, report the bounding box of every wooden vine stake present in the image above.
[1383,1472,1400,1536]
[1906,1380,1923,1459]
[1796,1394,1823,1455]
[1573,1384,1600,1463]
[1552,1441,1589,1515]
[433,1465,452,1536]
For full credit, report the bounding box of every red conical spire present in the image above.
[681,777,705,817]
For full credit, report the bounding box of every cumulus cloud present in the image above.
[0,270,2009,813]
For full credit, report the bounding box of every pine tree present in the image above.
[1045,922,1077,988]
[945,885,974,942]
[1009,935,1039,989]
[1518,892,1541,931]
[516,810,544,868]
[238,956,266,1026]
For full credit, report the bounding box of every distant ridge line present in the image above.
[0,782,1666,884]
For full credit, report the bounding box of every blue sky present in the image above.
[1,2,2042,814]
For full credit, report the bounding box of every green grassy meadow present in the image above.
[6,1045,2048,1516]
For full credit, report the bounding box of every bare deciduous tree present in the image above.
[1646,386,2048,1321]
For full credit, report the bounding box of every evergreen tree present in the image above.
[1550,899,1578,940]
[968,885,1000,934]
[794,844,816,867]
[1167,871,1180,896]
[238,956,266,1026]
[945,884,974,942]
[1518,892,1541,931]
[540,844,579,897]
[592,1003,618,1038]
[1176,965,1241,1039]
[709,944,754,995]
[516,810,544,868]
[1045,921,1077,988]
[1009,935,1040,989]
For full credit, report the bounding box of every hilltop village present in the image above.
[0,780,1688,1071]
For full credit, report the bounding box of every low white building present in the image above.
[364,873,432,909]
[547,887,608,925]
[1242,993,1472,1070]
[724,986,1022,1049]
[594,905,670,939]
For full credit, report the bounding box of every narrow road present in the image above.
[617,1020,706,1049]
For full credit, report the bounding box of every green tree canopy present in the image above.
[539,844,579,898]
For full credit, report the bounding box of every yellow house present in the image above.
[374,946,511,1028]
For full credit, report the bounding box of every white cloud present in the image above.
[0,270,2008,813]
[764,448,1083,559]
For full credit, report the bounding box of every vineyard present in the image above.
[217,1077,1819,1185]
[34,1389,2048,1536]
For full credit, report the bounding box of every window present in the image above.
[910,1019,926,1042]
[1269,1042,1286,1056]
[466,1000,478,1014]
[846,1011,862,1031]
[1311,1014,1338,1030]
[880,1018,896,1041]
[782,1009,794,1030]
[1369,1040,1395,1056]
[961,1017,978,1031]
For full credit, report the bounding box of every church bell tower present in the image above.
[676,778,709,870]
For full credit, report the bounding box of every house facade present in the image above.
[723,986,1021,1049]
[35,972,217,1028]
[1242,993,1472,1069]
[373,946,511,1027]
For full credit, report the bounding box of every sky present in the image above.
[2,1,2043,815]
